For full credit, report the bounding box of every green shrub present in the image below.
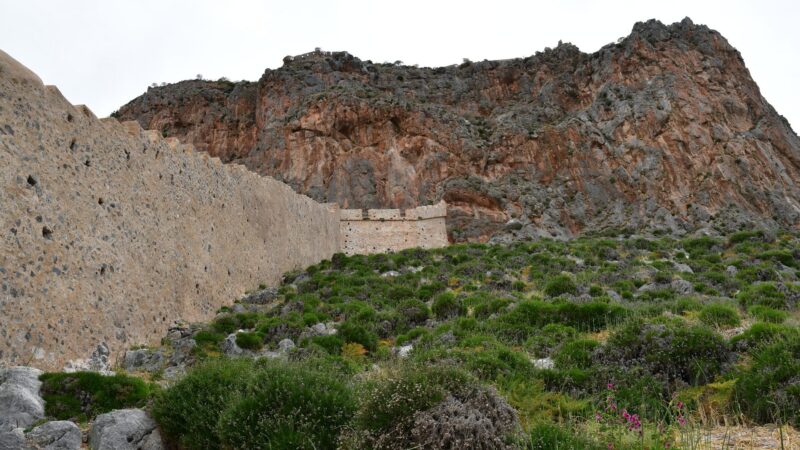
[337,321,379,352]
[152,359,256,449]
[598,318,730,387]
[730,322,798,352]
[497,300,625,340]
[39,372,153,423]
[733,336,800,427]
[235,331,265,350]
[747,305,788,323]
[309,334,345,354]
[194,330,225,347]
[432,292,464,319]
[737,282,787,309]
[397,299,430,326]
[553,339,599,370]
[217,363,355,449]
[728,230,764,244]
[543,274,577,297]
[525,323,578,357]
[698,304,741,328]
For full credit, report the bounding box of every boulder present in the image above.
[221,333,244,357]
[123,348,165,373]
[0,366,44,430]
[26,420,81,450]
[0,428,26,450]
[240,287,279,305]
[278,338,296,352]
[89,409,163,450]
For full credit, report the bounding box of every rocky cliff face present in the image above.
[116,18,800,242]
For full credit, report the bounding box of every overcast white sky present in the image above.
[1,0,798,131]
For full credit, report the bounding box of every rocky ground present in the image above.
[116,18,800,242]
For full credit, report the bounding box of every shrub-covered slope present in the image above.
[103,231,800,449]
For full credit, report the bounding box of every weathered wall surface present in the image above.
[0,51,341,370]
[340,201,448,254]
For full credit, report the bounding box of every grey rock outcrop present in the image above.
[124,348,165,373]
[0,428,26,450]
[0,366,44,430]
[89,409,163,450]
[26,421,81,450]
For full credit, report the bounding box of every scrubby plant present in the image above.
[152,358,255,449]
[235,331,265,350]
[345,365,521,449]
[737,281,787,309]
[698,303,741,328]
[337,320,379,352]
[39,372,153,423]
[597,318,730,387]
[525,323,578,357]
[432,291,464,319]
[733,335,800,427]
[747,305,788,323]
[553,339,599,370]
[216,362,355,449]
[397,299,430,326]
[543,274,577,297]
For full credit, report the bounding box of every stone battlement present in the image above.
[340,201,448,255]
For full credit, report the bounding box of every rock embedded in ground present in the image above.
[89,409,163,450]
[25,420,81,450]
[0,366,44,431]
[123,348,165,373]
[240,287,279,305]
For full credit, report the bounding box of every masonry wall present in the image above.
[0,51,341,370]
[340,201,448,255]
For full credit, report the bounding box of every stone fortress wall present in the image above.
[340,201,448,255]
[0,51,343,370]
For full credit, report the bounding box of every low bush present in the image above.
[432,292,464,319]
[730,322,799,352]
[39,372,153,422]
[698,303,741,328]
[525,323,578,357]
[345,365,521,449]
[217,363,355,449]
[737,282,787,309]
[235,331,265,350]
[733,335,800,427]
[153,358,355,449]
[543,274,577,297]
[337,321,379,352]
[747,305,788,323]
[553,339,599,370]
[597,318,730,387]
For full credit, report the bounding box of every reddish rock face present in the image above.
[116,18,800,242]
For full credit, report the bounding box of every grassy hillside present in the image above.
[46,231,800,448]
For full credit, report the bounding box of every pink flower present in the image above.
[607,382,615,390]
[676,401,684,410]
[595,412,603,422]
[607,443,614,450]
[665,443,671,449]
[677,415,687,427]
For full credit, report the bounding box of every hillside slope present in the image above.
[116,18,800,241]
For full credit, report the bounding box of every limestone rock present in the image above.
[89,409,163,450]
[124,348,165,373]
[117,18,800,242]
[278,338,295,352]
[25,421,81,450]
[0,366,44,430]
[240,287,279,305]
[0,428,26,450]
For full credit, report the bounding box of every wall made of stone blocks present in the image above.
[0,51,341,370]
[340,201,448,255]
